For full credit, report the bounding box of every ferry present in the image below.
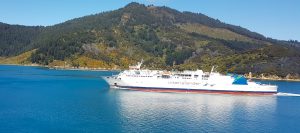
[103,60,278,95]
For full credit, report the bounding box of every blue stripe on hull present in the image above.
[115,85,277,95]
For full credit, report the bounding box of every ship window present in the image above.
[162,75,170,79]
[135,71,140,75]
[194,75,199,78]
[202,75,209,80]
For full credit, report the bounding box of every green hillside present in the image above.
[0,22,43,56]
[1,2,300,78]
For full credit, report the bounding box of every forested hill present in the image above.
[1,2,300,78]
[0,22,43,56]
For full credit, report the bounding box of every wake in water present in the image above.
[276,92,300,97]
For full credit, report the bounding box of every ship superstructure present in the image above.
[103,61,277,95]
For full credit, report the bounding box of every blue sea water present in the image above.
[0,65,300,133]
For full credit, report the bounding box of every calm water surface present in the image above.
[0,65,300,133]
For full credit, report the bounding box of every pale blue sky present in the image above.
[0,0,299,41]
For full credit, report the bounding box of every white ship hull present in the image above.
[103,61,277,95]
[103,75,277,95]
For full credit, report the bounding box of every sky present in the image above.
[0,0,299,41]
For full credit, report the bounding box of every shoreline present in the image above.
[0,63,121,72]
[1,63,300,82]
[248,77,300,82]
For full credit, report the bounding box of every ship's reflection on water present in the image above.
[115,91,277,132]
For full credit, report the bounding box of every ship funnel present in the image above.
[136,59,143,69]
[210,66,218,73]
[210,66,215,74]
[129,59,143,70]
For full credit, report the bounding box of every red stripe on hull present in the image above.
[121,88,276,96]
